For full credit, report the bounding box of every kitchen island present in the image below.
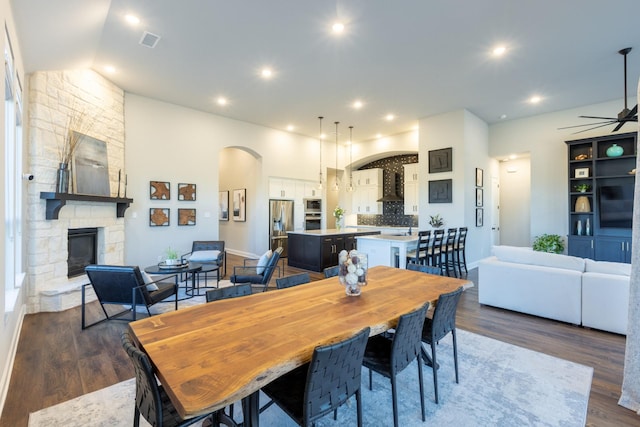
[288,229,381,272]
[356,234,419,269]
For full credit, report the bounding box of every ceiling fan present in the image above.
[560,47,638,134]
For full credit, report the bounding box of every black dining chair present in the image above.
[275,273,310,289]
[205,283,252,302]
[121,332,237,427]
[442,228,458,277]
[362,302,430,427]
[421,286,464,404]
[261,327,371,427]
[453,227,468,277]
[323,265,340,278]
[407,262,441,275]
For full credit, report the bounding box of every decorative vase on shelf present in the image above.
[585,218,591,236]
[338,250,367,296]
[576,220,583,236]
[575,196,591,213]
[606,143,624,157]
[56,162,69,194]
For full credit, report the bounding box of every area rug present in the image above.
[29,330,592,427]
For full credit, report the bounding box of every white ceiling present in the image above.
[10,0,640,142]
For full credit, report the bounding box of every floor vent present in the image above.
[139,31,161,48]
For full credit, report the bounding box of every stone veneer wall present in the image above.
[26,70,125,313]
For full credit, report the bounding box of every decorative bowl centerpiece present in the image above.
[338,250,368,296]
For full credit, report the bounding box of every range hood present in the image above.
[377,172,403,202]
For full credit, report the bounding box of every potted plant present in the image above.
[165,247,180,265]
[532,234,565,254]
[334,206,345,229]
[574,184,591,193]
[429,214,444,229]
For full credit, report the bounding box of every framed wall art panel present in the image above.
[219,191,229,221]
[178,183,196,201]
[428,148,452,173]
[428,179,452,203]
[232,189,246,222]
[149,208,170,226]
[150,181,170,200]
[178,208,196,226]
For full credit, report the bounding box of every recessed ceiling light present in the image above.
[104,65,116,73]
[125,14,140,25]
[375,133,382,139]
[385,114,395,121]
[216,97,228,106]
[529,95,542,104]
[500,114,508,120]
[286,125,294,131]
[492,45,507,57]
[332,22,345,34]
[260,68,273,79]
[509,154,517,160]
[320,133,327,140]
[352,100,363,109]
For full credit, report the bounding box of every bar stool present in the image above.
[453,227,468,277]
[443,228,458,277]
[428,229,445,271]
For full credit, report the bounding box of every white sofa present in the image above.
[478,245,630,335]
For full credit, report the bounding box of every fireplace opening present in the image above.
[68,228,98,277]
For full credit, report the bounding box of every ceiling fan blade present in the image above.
[579,115,617,120]
[558,120,616,130]
[571,122,618,135]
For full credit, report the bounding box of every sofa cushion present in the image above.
[585,259,631,276]
[188,250,220,262]
[256,250,272,274]
[492,245,585,272]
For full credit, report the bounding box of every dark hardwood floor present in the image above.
[1,254,637,426]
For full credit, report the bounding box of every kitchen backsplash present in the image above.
[356,154,419,227]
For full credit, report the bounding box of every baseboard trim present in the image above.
[0,302,26,419]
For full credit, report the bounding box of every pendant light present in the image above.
[347,126,354,192]
[317,116,324,190]
[333,121,340,191]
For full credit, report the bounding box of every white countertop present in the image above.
[357,234,418,242]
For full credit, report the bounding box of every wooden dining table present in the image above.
[128,265,471,426]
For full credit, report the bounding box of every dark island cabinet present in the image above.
[566,131,636,263]
[288,231,377,272]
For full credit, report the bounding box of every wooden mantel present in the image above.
[40,192,133,220]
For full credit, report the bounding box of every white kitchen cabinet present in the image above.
[304,182,320,198]
[352,168,383,214]
[269,178,296,199]
[403,164,419,215]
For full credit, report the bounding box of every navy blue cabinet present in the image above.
[566,132,636,263]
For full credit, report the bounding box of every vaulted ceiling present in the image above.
[11,0,640,141]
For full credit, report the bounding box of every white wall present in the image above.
[490,97,637,241]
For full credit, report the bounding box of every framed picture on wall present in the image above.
[178,208,196,226]
[149,208,170,226]
[428,148,453,173]
[150,181,170,200]
[476,208,484,227]
[232,189,246,222]
[428,179,452,203]
[178,183,196,201]
[476,188,483,207]
[219,191,229,221]
[475,168,484,187]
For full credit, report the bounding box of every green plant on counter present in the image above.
[574,184,591,193]
[532,234,565,254]
[333,206,345,219]
[428,214,444,228]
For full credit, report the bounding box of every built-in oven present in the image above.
[304,214,321,230]
[303,198,322,213]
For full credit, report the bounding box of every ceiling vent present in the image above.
[139,31,161,48]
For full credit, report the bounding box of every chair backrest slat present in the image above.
[206,284,252,302]
[407,263,441,275]
[323,265,340,278]
[430,287,464,342]
[276,273,310,289]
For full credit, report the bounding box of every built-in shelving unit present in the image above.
[40,192,133,220]
[565,131,636,262]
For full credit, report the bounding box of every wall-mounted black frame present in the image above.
[428,179,452,203]
[428,148,452,173]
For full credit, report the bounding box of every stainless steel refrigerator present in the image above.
[269,199,294,257]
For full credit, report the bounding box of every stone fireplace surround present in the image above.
[26,69,125,313]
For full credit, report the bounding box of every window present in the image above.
[4,25,24,307]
